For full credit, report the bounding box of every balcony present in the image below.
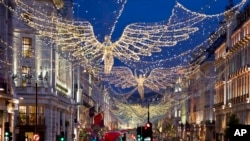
[230,93,249,104]
[17,113,45,126]
[213,102,223,108]
[15,86,51,95]
[81,94,94,108]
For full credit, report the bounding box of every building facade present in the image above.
[0,0,121,140]
[174,13,229,141]
[0,0,84,141]
[0,1,15,141]
[9,0,77,141]
[214,3,250,141]
[181,42,215,141]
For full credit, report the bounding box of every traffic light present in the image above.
[9,132,13,141]
[122,133,126,141]
[4,130,9,137]
[136,126,144,141]
[60,136,65,141]
[143,122,153,139]
[4,122,13,141]
[144,123,151,130]
[59,131,65,141]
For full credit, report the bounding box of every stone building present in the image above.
[0,1,15,141]
[214,3,250,141]
[186,33,224,141]
[0,0,84,140]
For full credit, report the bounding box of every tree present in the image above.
[224,114,240,140]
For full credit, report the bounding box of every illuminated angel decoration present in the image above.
[13,0,209,74]
[102,36,115,74]
[102,66,178,99]
[110,96,174,123]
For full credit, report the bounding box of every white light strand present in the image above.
[11,0,211,74]
[108,0,127,38]
[101,66,180,99]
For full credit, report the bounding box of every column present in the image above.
[45,106,53,141]
[58,110,60,134]
[13,102,18,141]
[62,111,65,133]
[223,81,227,105]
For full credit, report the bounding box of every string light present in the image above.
[11,0,214,74]
[109,80,216,123]
[110,94,188,123]
[118,21,228,72]
[109,0,127,38]
[0,0,248,123]
[101,66,180,99]
[2,0,247,74]
[118,0,246,71]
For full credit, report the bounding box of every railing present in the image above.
[81,94,94,108]
[15,86,51,95]
[230,93,249,104]
[17,113,45,126]
[213,102,223,108]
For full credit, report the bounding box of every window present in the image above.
[19,106,27,114]
[29,106,36,125]
[22,66,32,75]
[18,106,44,125]
[21,66,32,86]
[29,106,36,114]
[19,106,27,125]
[22,37,32,57]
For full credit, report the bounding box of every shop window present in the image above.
[29,106,36,125]
[19,106,27,125]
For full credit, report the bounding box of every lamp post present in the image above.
[34,82,39,141]
[35,82,38,133]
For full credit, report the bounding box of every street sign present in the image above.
[33,134,40,141]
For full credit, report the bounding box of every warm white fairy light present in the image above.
[120,20,228,71]
[108,86,138,100]
[110,95,185,123]
[3,0,247,74]
[11,0,213,74]
[0,0,248,122]
[101,66,180,99]
[109,0,127,38]
[118,0,247,70]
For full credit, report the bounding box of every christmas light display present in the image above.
[11,0,210,74]
[101,66,180,99]
[1,0,247,73]
[0,0,248,123]
[109,93,190,124]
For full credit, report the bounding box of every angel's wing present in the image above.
[15,0,104,62]
[144,68,179,92]
[102,66,137,89]
[113,2,206,61]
